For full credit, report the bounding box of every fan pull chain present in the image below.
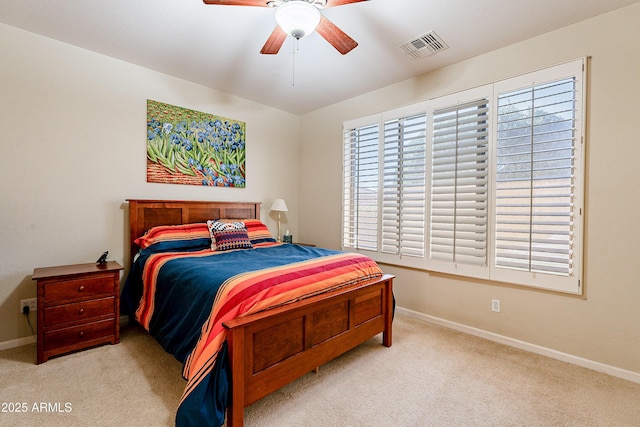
[292,38,299,87]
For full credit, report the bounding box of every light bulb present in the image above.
[275,1,321,39]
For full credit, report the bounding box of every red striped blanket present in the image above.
[181,252,382,403]
[135,249,382,409]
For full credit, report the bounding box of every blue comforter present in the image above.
[121,244,343,426]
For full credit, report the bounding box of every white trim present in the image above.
[0,335,35,351]
[396,306,640,385]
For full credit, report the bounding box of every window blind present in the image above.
[343,58,584,293]
[343,123,380,251]
[430,99,489,266]
[382,114,427,257]
[495,78,577,276]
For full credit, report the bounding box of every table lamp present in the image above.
[270,198,288,242]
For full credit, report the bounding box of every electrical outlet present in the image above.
[491,298,501,313]
[20,298,37,314]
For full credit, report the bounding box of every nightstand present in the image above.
[32,261,123,364]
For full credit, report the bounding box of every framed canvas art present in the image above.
[146,100,246,187]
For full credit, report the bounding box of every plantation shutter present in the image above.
[342,123,380,251]
[495,77,577,277]
[430,98,489,266]
[382,113,427,257]
[342,58,584,293]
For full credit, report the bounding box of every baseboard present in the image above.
[396,306,640,385]
[5,309,638,384]
[0,335,36,351]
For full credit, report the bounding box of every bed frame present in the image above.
[127,199,394,426]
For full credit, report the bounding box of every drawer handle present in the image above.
[78,285,85,292]
[79,308,85,314]
[79,331,84,337]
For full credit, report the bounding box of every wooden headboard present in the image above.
[127,199,261,265]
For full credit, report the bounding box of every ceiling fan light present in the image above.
[275,1,321,39]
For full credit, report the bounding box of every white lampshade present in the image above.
[270,198,288,212]
[275,1,321,39]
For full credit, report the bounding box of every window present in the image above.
[428,88,491,278]
[343,120,379,251]
[490,60,584,292]
[343,107,428,269]
[342,59,585,294]
[382,113,427,259]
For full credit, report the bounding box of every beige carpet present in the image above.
[1,314,639,426]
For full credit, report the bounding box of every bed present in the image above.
[122,199,394,427]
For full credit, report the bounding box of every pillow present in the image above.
[207,220,245,250]
[242,219,277,247]
[212,227,253,252]
[208,219,276,248]
[135,223,212,252]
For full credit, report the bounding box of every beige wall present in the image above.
[0,24,300,343]
[299,3,640,374]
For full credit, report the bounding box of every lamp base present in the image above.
[277,213,281,242]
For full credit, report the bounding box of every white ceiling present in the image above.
[1,0,638,114]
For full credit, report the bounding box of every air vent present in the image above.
[399,31,449,59]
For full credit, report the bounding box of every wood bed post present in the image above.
[128,200,140,267]
[226,326,245,427]
[383,278,393,347]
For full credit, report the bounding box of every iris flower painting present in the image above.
[146,100,246,187]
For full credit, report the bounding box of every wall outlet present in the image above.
[20,298,37,314]
[491,298,501,313]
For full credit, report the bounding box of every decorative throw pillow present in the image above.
[212,227,253,252]
[207,220,247,251]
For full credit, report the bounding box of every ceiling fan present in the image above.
[202,0,368,55]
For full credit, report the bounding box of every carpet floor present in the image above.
[1,314,639,426]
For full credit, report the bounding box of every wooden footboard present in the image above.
[224,274,394,427]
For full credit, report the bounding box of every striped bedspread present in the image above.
[130,244,382,426]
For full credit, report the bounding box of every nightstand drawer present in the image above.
[44,297,115,327]
[44,274,114,302]
[44,318,115,351]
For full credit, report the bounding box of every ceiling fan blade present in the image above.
[203,0,269,6]
[315,16,358,55]
[260,26,287,54]
[325,0,369,7]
